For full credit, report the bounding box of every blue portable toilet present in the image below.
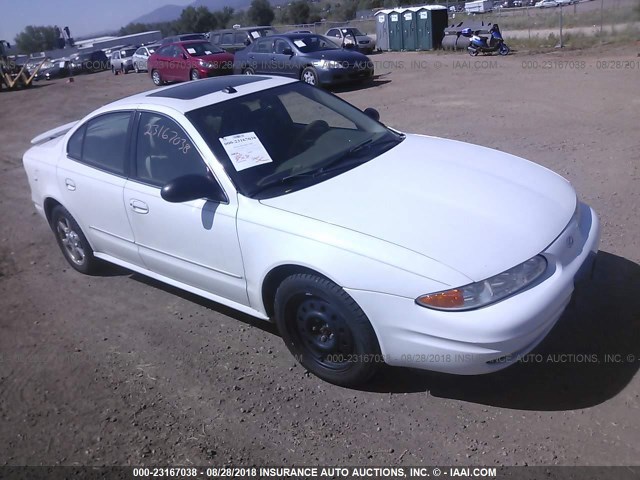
[388,10,403,51]
[374,9,392,51]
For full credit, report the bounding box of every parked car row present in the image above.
[24,27,376,89]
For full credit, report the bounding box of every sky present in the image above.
[0,0,193,43]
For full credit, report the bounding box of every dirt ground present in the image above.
[1,44,639,468]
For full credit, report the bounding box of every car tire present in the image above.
[122,65,127,75]
[134,63,140,74]
[190,69,200,81]
[244,67,255,75]
[274,273,382,386]
[151,69,162,86]
[301,66,319,86]
[51,205,98,275]
[111,66,117,75]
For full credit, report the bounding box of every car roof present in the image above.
[101,75,296,114]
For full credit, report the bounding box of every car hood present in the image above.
[260,134,576,281]
[305,49,369,62]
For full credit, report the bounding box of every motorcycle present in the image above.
[462,25,510,56]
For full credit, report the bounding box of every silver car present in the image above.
[132,44,160,73]
[325,27,376,54]
[110,47,137,74]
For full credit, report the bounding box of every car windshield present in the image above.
[184,42,224,56]
[121,48,137,57]
[186,82,404,199]
[344,28,365,36]
[291,35,339,53]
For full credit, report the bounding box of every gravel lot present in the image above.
[1,44,639,467]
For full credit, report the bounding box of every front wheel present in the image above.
[151,69,162,86]
[274,273,382,386]
[499,43,510,56]
[134,63,140,73]
[468,47,479,56]
[51,206,98,274]
[190,69,200,81]
[244,66,255,75]
[301,66,319,86]
[111,66,117,75]
[122,65,127,75]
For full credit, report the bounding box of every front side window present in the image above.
[186,82,403,199]
[135,112,209,187]
[273,39,291,54]
[221,33,233,44]
[70,112,131,175]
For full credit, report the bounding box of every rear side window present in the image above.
[67,125,85,159]
[77,112,131,175]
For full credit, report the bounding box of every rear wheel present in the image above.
[151,69,162,86]
[274,273,382,386]
[301,66,319,86]
[51,206,98,274]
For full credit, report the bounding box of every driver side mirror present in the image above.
[182,52,188,59]
[282,47,293,56]
[363,107,380,122]
[161,174,227,203]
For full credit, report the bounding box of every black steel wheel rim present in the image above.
[289,296,355,371]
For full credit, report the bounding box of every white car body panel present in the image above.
[261,134,577,282]
[22,75,600,376]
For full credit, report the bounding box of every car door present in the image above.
[123,110,248,305]
[111,51,120,70]
[157,45,178,81]
[57,111,141,264]
[326,28,343,46]
[270,38,297,78]
[247,37,272,74]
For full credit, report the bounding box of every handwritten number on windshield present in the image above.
[144,123,192,155]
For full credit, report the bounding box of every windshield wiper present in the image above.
[317,136,403,175]
[250,171,316,197]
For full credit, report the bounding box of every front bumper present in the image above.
[345,202,600,375]
[317,66,374,85]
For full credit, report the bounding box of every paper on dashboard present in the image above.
[219,132,273,171]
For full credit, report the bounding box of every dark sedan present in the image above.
[233,33,374,87]
[34,58,71,80]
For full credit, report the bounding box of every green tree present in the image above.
[177,6,218,33]
[14,25,59,54]
[248,0,275,25]
[213,7,235,29]
[288,1,311,24]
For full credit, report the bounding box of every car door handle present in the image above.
[129,199,149,214]
[65,178,76,191]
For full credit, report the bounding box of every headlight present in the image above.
[313,59,345,69]
[416,255,547,311]
[199,59,214,68]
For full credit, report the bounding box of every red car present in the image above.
[148,40,234,85]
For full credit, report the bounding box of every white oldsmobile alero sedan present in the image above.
[23,76,600,386]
